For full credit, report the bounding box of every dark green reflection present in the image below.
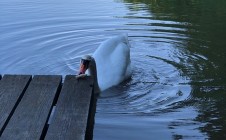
[122,0,226,139]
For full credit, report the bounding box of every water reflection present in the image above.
[1,0,226,139]
[121,0,226,139]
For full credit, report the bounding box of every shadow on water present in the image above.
[121,0,226,139]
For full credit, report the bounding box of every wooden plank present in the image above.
[45,75,94,140]
[0,75,31,135]
[1,75,62,140]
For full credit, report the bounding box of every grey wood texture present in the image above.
[45,75,94,140]
[1,75,62,140]
[0,75,31,135]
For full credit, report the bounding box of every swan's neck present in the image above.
[88,59,100,94]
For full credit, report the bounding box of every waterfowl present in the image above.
[76,34,132,93]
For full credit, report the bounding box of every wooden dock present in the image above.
[0,75,96,140]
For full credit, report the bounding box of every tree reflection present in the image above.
[121,0,226,139]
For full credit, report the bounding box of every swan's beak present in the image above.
[78,59,89,75]
[78,64,87,75]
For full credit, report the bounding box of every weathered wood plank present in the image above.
[85,86,97,140]
[0,75,31,135]
[45,75,94,140]
[1,75,62,140]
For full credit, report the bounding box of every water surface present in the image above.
[0,0,226,139]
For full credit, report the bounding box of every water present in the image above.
[0,0,226,139]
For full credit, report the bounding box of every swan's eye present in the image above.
[81,59,90,68]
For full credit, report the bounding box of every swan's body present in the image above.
[77,34,132,93]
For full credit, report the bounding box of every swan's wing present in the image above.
[93,34,131,91]
[96,42,131,91]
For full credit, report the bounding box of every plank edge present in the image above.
[0,75,32,136]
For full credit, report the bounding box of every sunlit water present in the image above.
[1,0,226,139]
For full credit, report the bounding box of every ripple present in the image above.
[0,15,128,75]
[0,0,193,117]
[96,54,191,115]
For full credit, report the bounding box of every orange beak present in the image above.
[78,63,87,75]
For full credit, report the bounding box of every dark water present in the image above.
[1,0,226,139]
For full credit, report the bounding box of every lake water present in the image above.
[1,0,226,139]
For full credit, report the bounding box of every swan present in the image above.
[76,34,132,93]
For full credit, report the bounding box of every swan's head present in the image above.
[78,55,93,75]
[78,55,100,94]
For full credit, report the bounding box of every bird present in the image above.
[76,34,132,94]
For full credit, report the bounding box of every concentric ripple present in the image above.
[0,0,194,113]
[1,0,216,139]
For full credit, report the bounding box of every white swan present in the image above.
[76,34,132,93]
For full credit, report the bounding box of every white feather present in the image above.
[93,34,132,91]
